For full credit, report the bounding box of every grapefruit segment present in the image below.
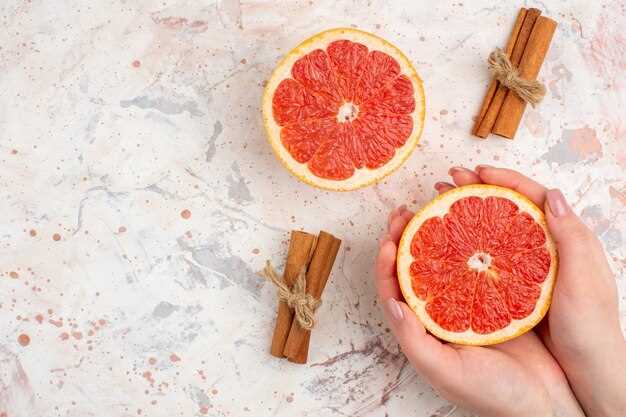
[425,271,477,333]
[280,117,336,163]
[397,184,558,346]
[471,274,511,334]
[362,75,415,115]
[327,40,368,101]
[410,257,463,301]
[291,49,341,101]
[493,269,541,320]
[355,50,401,104]
[272,79,336,125]
[308,128,354,180]
[263,28,425,191]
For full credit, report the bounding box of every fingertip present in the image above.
[434,181,454,193]
[387,209,397,229]
[389,213,412,243]
[449,166,482,186]
[378,233,392,248]
[376,243,402,300]
[474,164,494,174]
[400,209,415,222]
[376,240,397,270]
[380,238,396,255]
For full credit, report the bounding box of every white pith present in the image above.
[337,102,359,123]
[262,28,425,191]
[467,252,492,272]
[397,185,558,346]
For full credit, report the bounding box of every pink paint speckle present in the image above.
[568,126,602,158]
[49,319,63,327]
[142,371,155,386]
[118,226,127,233]
[60,332,69,341]
[35,314,43,324]
[71,331,83,340]
[158,16,187,29]
[132,60,141,68]
[169,353,181,362]
[52,233,61,241]
[199,406,208,415]
[9,271,19,279]
[18,334,30,346]
[180,209,191,219]
[148,357,157,365]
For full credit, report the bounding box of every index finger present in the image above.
[475,166,548,207]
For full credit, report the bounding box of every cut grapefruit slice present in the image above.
[262,28,425,191]
[397,185,558,345]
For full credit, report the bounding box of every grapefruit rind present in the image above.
[262,28,426,191]
[397,184,558,346]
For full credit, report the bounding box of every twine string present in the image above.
[487,47,546,107]
[260,261,321,330]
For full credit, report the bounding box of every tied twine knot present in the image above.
[260,261,321,330]
[487,47,546,107]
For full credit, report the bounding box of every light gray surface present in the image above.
[0,1,624,416]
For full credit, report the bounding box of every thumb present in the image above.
[544,188,616,298]
[381,298,460,380]
[544,188,608,297]
[544,188,597,256]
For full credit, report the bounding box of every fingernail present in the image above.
[384,298,404,323]
[475,164,493,172]
[546,189,569,217]
[448,166,471,175]
[434,181,450,191]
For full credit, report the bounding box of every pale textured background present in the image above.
[0,1,624,416]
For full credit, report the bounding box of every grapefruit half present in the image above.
[397,185,558,345]
[262,28,425,191]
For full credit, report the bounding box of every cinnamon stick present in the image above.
[474,8,542,138]
[270,230,317,357]
[472,7,528,137]
[492,16,557,139]
[283,231,341,364]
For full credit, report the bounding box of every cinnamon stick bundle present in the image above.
[283,231,341,364]
[473,8,540,138]
[492,16,557,138]
[472,8,557,139]
[270,231,317,357]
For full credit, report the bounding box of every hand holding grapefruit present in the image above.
[375,167,595,417]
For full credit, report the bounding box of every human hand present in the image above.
[428,165,625,417]
[442,166,626,417]
[375,169,586,417]
[380,166,626,417]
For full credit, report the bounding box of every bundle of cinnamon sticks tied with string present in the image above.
[473,7,557,139]
[261,230,341,364]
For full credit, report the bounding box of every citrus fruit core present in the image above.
[397,185,557,345]
[263,29,425,191]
